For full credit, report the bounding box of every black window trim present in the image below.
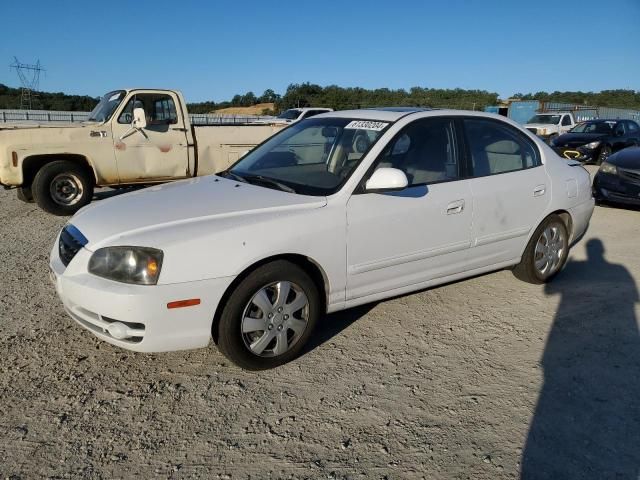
[459,116,543,179]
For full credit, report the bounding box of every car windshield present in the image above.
[528,114,561,124]
[570,121,614,134]
[225,117,390,196]
[87,90,126,122]
[277,109,302,120]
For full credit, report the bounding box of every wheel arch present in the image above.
[22,154,97,187]
[518,209,573,260]
[210,253,329,344]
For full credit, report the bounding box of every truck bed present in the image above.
[192,124,286,175]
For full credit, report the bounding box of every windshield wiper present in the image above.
[218,170,247,183]
[241,174,297,193]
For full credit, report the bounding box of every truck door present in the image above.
[560,114,573,134]
[111,91,190,182]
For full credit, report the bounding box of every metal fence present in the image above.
[0,109,275,125]
[496,101,640,124]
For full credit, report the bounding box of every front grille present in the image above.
[526,127,538,135]
[58,225,88,266]
[620,168,640,184]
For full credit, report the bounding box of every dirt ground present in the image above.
[1,166,639,479]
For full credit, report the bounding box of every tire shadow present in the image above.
[521,238,640,479]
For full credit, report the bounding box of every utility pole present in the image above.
[10,57,45,110]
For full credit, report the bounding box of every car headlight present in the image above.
[88,247,163,285]
[599,161,618,175]
[584,141,601,149]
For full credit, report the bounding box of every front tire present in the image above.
[596,145,611,165]
[216,261,321,370]
[32,161,94,216]
[513,215,569,284]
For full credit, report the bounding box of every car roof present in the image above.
[315,107,435,122]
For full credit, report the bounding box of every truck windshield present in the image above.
[528,114,561,124]
[226,117,390,196]
[277,109,302,120]
[88,90,126,122]
[570,121,614,134]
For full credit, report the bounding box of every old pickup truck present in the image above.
[0,89,285,214]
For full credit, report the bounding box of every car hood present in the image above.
[608,146,640,169]
[525,123,558,128]
[554,132,608,147]
[70,176,327,250]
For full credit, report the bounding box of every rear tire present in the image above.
[216,260,320,370]
[513,215,569,284]
[16,186,34,203]
[32,161,94,216]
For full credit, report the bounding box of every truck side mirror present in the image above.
[133,107,147,130]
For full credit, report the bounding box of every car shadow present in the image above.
[301,304,377,356]
[521,239,640,479]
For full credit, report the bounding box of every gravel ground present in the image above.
[1,166,639,479]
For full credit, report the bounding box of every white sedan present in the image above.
[50,108,594,369]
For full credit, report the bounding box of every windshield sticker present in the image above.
[345,120,389,131]
[108,93,121,102]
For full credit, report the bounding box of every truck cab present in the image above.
[0,88,284,215]
[524,112,576,143]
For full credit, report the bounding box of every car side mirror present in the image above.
[132,107,147,130]
[365,167,409,192]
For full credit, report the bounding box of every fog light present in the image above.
[107,322,129,340]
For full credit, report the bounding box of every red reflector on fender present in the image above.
[167,299,201,309]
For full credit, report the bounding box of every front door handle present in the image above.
[446,200,465,215]
[533,185,546,197]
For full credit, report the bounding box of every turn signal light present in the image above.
[167,298,201,309]
[11,151,18,167]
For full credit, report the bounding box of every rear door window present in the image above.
[463,118,541,176]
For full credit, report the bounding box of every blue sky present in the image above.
[1,0,639,102]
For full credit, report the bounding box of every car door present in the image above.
[462,117,550,268]
[111,91,191,182]
[346,117,473,300]
[624,121,640,147]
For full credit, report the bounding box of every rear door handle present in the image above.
[446,200,465,215]
[533,185,546,197]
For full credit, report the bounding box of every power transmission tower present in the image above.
[10,57,45,110]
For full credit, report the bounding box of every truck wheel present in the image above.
[548,133,558,145]
[16,186,34,203]
[216,260,320,370]
[513,215,569,285]
[32,161,94,216]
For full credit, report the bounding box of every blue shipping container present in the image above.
[508,101,540,124]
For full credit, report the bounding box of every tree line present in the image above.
[1,82,639,114]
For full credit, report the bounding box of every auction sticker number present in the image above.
[345,121,388,131]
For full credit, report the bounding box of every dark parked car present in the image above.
[551,119,640,164]
[593,146,640,207]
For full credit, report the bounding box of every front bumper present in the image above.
[552,146,598,163]
[593,172,640,207]
[50,242,235,352]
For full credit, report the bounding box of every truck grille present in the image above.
[526,127,538,135]
[58,225,88,266]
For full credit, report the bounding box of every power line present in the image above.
[10,57,45,110]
